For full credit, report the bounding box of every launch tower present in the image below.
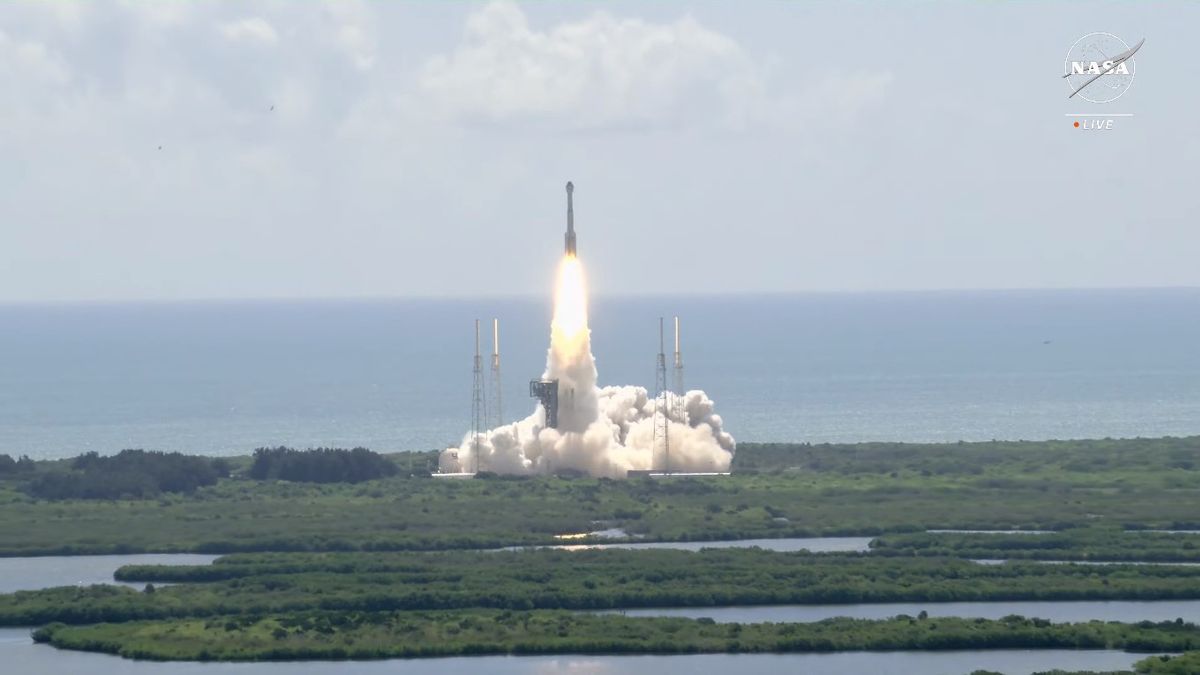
[471,319,486,473]
[653,317,671,473]
[489,318,503,430]
[673,316,686,423]
[529,379,559,428]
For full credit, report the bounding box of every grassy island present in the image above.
[9,548,1200,627]
[29,613,1200,662]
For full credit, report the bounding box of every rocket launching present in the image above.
[564,181,577,256]
[439,182,734,479]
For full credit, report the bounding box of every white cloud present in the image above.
[0,1,920,302]
[323,2,375,70]
[416,2,893,134]
[119,1,193,28]
[768,70,895,129]
[419,1,765,131]
[0,29,71,87]
[219,17,279,46]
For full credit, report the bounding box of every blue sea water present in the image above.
[1,289,1198,460]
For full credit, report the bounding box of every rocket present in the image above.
[564,181,577,256]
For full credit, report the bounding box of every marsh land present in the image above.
[2,437,1198,672]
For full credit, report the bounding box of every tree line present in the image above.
[28,611,1200,662]
[0,454,36,474]
[24,450,230,500]
[249,446,397,484]
[1,446,406,501]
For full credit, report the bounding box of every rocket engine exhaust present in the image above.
[439,182,734,479]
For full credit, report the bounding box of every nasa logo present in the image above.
[1070,60,1130,77]
[1063,33,1142,103]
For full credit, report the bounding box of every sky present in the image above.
[1,1,1196,303]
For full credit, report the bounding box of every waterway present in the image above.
[613,599,1200,624]
[3,549,1191,674]
[926,530,1055,535]
[12,546,1200,597]
[538,536,873,553]
[0,554,220,594]
[1,544,869,595]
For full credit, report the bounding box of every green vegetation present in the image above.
[3,436,1200,664]
[1037,652,1200,674]
[248,447,398,484]
[8,548,1200,627]
[23,450,230,501]
[27,612,1200,661]
[732,437,1200,478]
[0,437,1197,556]
[0,454,36,475]
[1135,651,1200,673]
[873,528,1200,562]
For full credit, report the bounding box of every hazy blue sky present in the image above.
[1,2,1195,302]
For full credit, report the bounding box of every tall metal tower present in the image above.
[672,316,686,424]
[653,317,670,473]
[489,318,503,430]
[471,319,486,473]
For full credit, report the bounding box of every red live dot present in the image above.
[1074,121,1080,128]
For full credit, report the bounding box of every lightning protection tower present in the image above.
[489,318,503,430]
[672,316,686,424]
[653,317,670,473]
[471,319,486,473]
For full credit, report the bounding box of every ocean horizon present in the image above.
[2,287,1198,460]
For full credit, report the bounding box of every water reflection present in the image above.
[613,599,1200,624]
[0,555,219,594]
[926,530,1055,534]
[523,537,874,553]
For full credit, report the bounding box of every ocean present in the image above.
[1,289,1198,460]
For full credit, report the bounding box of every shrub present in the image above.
[249,447,397,484]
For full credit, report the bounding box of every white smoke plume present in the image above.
[439,256,734,479]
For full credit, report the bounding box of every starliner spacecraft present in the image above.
[564,181,577,256]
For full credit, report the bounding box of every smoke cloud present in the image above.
[439,256,734,479]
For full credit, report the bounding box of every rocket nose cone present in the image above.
[566,181,574,193]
